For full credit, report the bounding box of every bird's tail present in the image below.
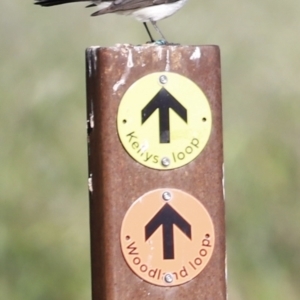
[34,0,85,7]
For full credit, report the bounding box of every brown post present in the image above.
[86,45,226,300]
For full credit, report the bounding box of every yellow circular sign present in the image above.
[117,72,212,170]
[120,189,215,287]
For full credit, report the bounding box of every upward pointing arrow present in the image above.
[145,203,191,260]
[141,88,187,144]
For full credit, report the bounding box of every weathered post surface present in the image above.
[86,44,226,300]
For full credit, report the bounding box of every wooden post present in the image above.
[86,45,226,300]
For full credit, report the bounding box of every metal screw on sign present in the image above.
[162,191,172,201]
[159,75,168,84]
[161,157,170,167]
[164,273,174,284]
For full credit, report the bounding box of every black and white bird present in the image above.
[34,0,188,43]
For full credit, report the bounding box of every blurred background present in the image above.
[1,0,300,299]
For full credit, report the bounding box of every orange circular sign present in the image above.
[120,189,215,287]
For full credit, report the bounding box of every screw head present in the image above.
[159,75,168,84]
[164,273,173,284]
[162,192,171,201]
[161,157,170,167]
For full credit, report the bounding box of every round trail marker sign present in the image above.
[120,188,215,287]
[117,72,212,170]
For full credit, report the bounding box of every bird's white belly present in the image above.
[117,0,188,22]
[95,0,187,22]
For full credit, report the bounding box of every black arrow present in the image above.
[141,88,187,143]
[145,203,191,260]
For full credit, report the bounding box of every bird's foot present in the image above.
[144,40,180,45]
[155,39,168,45]
[144,39,168,45]
[146,40,180,46]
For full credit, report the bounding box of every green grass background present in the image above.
[1,0,300,299]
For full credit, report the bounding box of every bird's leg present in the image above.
[150,20,167,43]
[143,22,155,43]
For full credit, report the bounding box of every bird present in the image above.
[34,0,188,43]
